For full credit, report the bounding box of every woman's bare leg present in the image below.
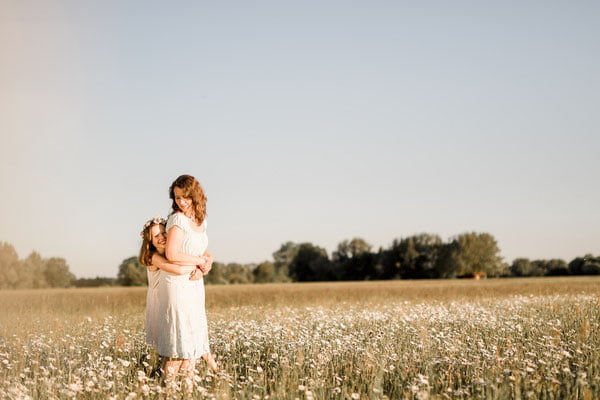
[180,358,197,395]
[202,352,219,373]
[161,358,183,384]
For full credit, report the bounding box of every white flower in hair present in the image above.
[140,216,166,237]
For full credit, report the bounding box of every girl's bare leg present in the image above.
[202,352,219,373]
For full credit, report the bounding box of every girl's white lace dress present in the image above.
[145,268,160,347]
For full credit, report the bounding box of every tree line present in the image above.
[0,242,75,289]
[1,234,599,289]
[116,232,600,286]
[0,242,121,289]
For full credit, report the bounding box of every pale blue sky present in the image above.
[1,1,598,278]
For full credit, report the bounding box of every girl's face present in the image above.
[173,186,193,214]
[149,224,166,253]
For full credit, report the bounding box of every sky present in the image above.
[1,1,599,278]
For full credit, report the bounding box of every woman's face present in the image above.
[173,186,193,214]
[149,224,166,253]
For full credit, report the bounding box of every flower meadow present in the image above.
[0,278,599,399]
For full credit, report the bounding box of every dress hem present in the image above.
[157,347,211,359]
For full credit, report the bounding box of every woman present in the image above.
[158,174,218,382]
[138,217,202,349]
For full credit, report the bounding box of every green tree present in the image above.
[510,258,568,277]
[333,238,375,280]
[530,260,551,276]
[0,243,77,289]
[404,233,443,279]
[253,261,276,283]
[288,243,331,281]
[582,259,600,274]
[0,242,19,289]
[569,254,600,275]
[73,277,117,287]
[117,256,147,286]
[19,252,47,289]
[272,241,298,279]
[442,232,506,277]
[204,262,228,285]
[545,259,568,276]
[44,257,75,287]
[376,247,402,280]
[568,256,585,275]
[222,263,252,284]
[333,238,372,261]
[510,258,538,276]
[381,234,443,279]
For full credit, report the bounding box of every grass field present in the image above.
[1,277,599,399]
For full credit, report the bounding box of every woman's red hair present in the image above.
[169,174,207,225]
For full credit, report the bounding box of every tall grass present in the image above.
[1,277,599,399]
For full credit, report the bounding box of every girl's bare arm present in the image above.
[151,253,196,275]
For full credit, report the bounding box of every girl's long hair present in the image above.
[169,174,207,225]
[139,218,166,266]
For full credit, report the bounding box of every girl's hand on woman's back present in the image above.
[189,268,202,281]
[202,252,214,275]
[197,256,208,274]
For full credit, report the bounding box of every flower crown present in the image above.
[140,216,166,238]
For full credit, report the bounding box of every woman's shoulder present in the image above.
[166,212,189,230]
[168,212,187,221]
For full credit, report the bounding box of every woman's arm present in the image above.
[165,225,206,265]
[151,254,196,275]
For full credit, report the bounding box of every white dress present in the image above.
[157,213,210,359]
[145,269,160,347]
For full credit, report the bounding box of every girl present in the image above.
[138,217,203,349]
